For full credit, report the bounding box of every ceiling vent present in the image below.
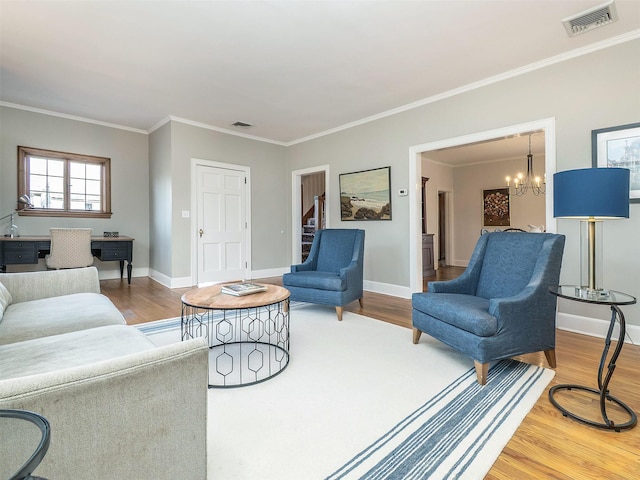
[562,0,618,37]
[231,121,253,128]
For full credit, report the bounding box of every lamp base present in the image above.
[575,286,610,299]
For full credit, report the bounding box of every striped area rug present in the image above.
[137,304,554,480]
[326,360,552,480]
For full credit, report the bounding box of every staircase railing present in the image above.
[302,192,325,230]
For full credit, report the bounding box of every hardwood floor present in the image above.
[100,270,640,479]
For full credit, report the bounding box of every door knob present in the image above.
[199,228,204,237]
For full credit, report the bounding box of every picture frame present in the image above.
[592,122,640,203]
[482,187,510,227]
[339,166,391,221]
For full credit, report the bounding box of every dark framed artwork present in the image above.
[483,188,510,227]
[592,122,640,203]
[339,166,391,221]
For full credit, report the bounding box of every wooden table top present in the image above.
[181,283,290,309]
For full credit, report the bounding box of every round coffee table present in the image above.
[181,283,290,388]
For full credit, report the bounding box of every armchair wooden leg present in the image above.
[544,349,557,368]
[358,298,363,308]
[474,361,488,386]
[335,306,343,321]
[412,328,422,344]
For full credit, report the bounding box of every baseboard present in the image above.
[557,312,640,345]
[95,266,149,281]
[364,280,413,299]
[148,269,193,289]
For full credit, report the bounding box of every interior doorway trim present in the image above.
[291,165,330,264]
[190,157,252,287]
[408,117,557,293]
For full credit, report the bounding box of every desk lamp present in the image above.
[554,167,629,298]
[1,195,33,237]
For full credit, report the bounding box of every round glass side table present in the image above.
[548,286,637,432]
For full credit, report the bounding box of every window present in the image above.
[18,146,112,218]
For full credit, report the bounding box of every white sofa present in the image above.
[0,267,208,480]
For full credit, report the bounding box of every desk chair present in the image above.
[45,228,94,269]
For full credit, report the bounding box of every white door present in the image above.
[196,164,247,284]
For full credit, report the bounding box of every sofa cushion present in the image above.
[412,292,497,337]
[0,324,156,380]
[0,292,125,345]
[0,282,12,322]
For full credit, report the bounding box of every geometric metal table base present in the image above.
[181,285,290,388]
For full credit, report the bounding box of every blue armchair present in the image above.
[412,231,565,384]
[283,229,365,320]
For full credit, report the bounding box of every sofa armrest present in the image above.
[0,267,101,303]
[0,338,209,480]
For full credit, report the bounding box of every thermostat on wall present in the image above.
[398,188,408,196]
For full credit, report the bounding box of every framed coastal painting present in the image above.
[592,122,640,203]
[482,187,510,227]
[339,166,391,221]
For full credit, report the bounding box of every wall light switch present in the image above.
[398,188,408,196]
[182,210,190,218]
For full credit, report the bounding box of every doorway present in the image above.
[291,165,330,264]
[438,191,447,267]
[409,118,557,293]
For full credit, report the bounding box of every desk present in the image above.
[0,235,134,284]
[548,285,637,431]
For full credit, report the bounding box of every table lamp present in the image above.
[1,195,33,238]
[553,167,629,298]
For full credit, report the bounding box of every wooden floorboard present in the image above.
[99,270,640,479]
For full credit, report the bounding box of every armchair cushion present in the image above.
[412,293,495,337]
[282,271,346,291]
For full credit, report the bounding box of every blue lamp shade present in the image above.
[554,168,630,219]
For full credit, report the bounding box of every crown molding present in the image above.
[0,101,148,134]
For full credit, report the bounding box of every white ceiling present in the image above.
[1,0,639,148]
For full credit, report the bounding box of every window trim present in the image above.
[17,146,112,218]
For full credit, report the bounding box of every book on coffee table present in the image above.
[221,282,267,296]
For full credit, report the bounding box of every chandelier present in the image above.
[506,134,545,196]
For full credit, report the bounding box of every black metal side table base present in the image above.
[549,384,637,432]
[546,289,638,433]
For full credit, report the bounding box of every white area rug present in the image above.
[138,303,554,479]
